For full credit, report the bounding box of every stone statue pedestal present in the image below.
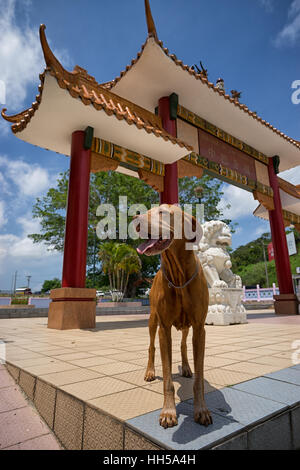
[205,287,247,326]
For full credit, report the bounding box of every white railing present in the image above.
[243,284,279,302]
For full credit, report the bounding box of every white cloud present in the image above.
[0,170,12,195]
[7,161,51,196]
[258,0,274,13]
[0,212,52,261]
[0,211,61,292]
[218,185,259,220]
[289,0,300,17]
[0,229,62,290]
[10,236,50,259]
[0,0,43,110]
[274,0,300,46]
[254,224,269,237]
[0,154,61,288]
[0,120,9,135]
[0,0,71,127]
[17,214,41,235]
[0,200,7,228]
[0,234,19,259]
[0,155,56,197]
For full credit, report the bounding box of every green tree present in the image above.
[41,278,61,293]
[179,175,233,226]
[99,242,141,299]
[231,229,300,287]
[231,232,271,273]
[29,170,233,289]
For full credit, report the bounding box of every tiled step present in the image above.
[96,306,150,315]
[4,362,161,450]
[0,306,150,319]
[4,361,300,450]
[128,366,300,450]
[0,308,49,319]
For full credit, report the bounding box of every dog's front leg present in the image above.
[192,325,212,426]
[159,324,177,428]
[144,311,158,382]
[181,328,192,377]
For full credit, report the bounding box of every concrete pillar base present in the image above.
[274,294,299,315]
[48,288,96,330]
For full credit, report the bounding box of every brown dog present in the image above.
[136,204,212,428]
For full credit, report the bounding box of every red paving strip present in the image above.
[0,365,61,450]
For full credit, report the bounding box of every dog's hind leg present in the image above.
[159,324,177,428]
[192,324,212,426]
[181,328,193,378]
[144,311,158,382]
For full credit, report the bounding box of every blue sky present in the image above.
[0,0,300,291]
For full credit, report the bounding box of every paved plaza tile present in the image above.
[1,312,300,449]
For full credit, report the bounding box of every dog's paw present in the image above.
[194,408,213,426]
[159,409,178,428]
[181,364,193,378]
[144,369,156,382]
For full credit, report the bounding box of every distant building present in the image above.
[15,287,32,296]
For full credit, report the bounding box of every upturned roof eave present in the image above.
[1,24,192,154]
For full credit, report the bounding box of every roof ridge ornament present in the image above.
[231,90,242,102]
[191,61,208,78]
[40,24,63,72]
[1,108,21,123]
[39,24,76,80]
[144,0,158,41]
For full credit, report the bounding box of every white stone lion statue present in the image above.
[198,220,242,289]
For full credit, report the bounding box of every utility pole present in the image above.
[13,271,17,294]
[261,240,269,288]
[26,275,32,289]
[250,242,269,288]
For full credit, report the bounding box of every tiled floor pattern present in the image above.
[0,313,300,449]
[1,314,299,417]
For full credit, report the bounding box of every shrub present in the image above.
[11,297,28,305]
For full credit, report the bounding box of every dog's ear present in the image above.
[183,212,203,244]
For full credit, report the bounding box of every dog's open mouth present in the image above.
[137,236,173,256]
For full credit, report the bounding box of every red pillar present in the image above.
[158,96,179,204]
[62,130,91,288]
[268,157,298,314]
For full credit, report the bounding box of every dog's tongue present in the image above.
[137,239,158,255]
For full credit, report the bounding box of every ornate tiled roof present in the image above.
[1,24,192,152]
[2,0,299,161]
[101,1,300,152]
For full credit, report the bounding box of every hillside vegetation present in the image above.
[231,230,300,288]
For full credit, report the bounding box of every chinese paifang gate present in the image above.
[3,0,300,328]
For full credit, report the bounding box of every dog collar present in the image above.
[161,262,199,289]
